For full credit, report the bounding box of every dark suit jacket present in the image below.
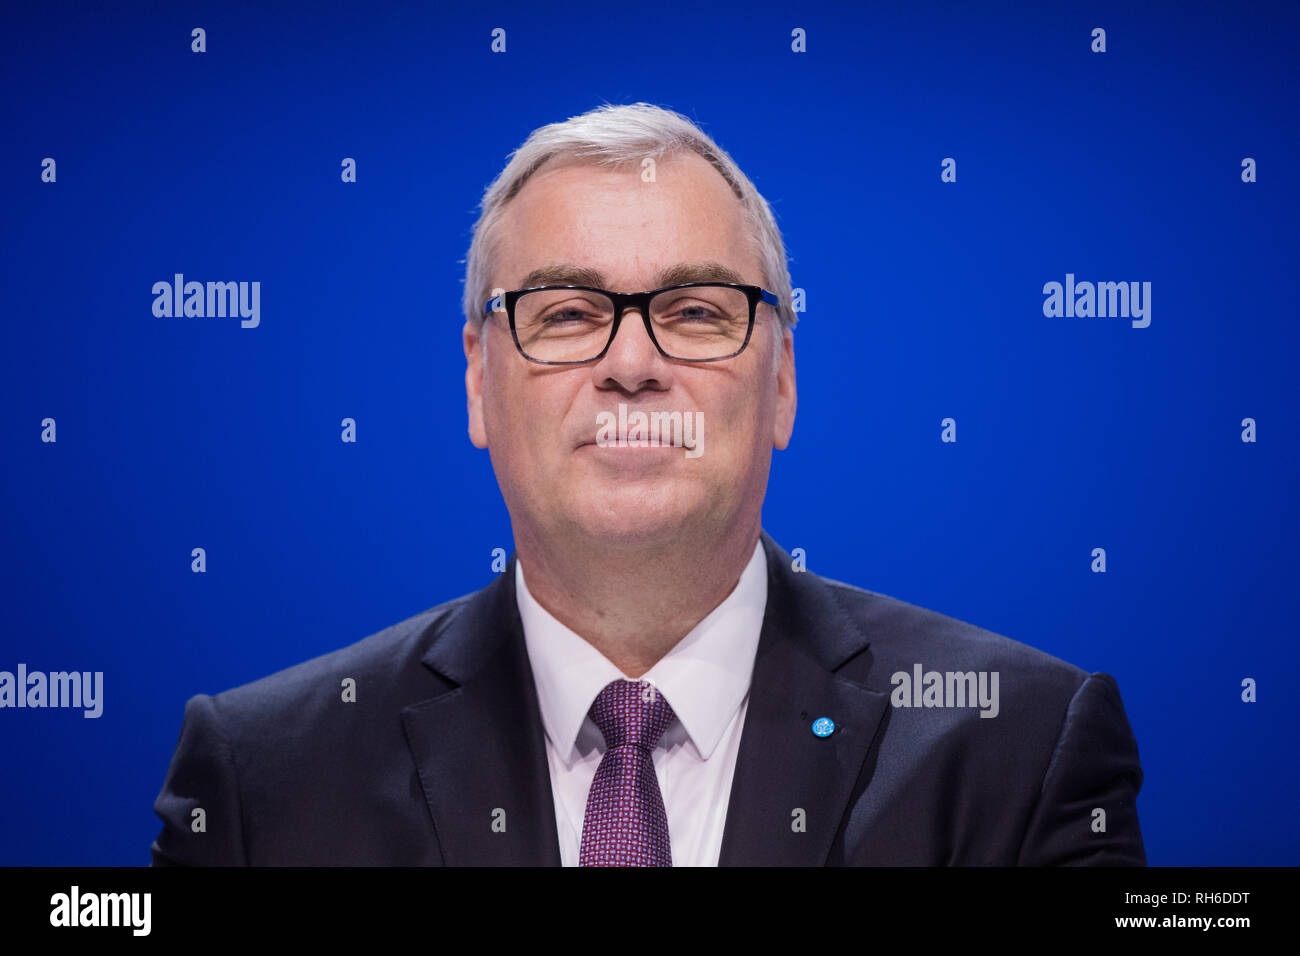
[151,530,1145,865]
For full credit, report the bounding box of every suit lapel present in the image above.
[401,556,561,865]
[400,531,886,867]
[718,532,890,865]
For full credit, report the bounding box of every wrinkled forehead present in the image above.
[493,152,761,291]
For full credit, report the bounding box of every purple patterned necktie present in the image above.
[578,678,677,867]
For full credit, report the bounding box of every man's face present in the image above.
[463,151,796,554]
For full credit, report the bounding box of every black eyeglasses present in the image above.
[483,282,780,365]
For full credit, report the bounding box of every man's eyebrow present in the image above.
[518,264,608,288]
[655,261,748,287]
[516,261,750,291]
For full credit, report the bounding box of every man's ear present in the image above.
[773,326,796,450]
[463,319,488,449]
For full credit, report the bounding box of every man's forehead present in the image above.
[494,153,760,290]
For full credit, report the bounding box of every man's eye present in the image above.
[541,309,594,323]
[668,306,722,323]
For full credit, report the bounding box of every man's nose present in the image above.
[593,307,672,390]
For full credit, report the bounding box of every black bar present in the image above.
[0,867,1282,941]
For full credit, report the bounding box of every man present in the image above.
[151,103,1145,866]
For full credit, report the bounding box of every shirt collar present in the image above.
[516,538,767,766]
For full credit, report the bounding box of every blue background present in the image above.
[2,0,1296,865]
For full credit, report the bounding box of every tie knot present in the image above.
[588,679,676,751]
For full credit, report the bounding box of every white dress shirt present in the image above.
[515,539,767,866]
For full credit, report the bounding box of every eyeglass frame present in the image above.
[482,282,781,365]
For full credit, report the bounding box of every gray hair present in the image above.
[461,102,798,334]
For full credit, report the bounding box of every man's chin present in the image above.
[563,491,706,549]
